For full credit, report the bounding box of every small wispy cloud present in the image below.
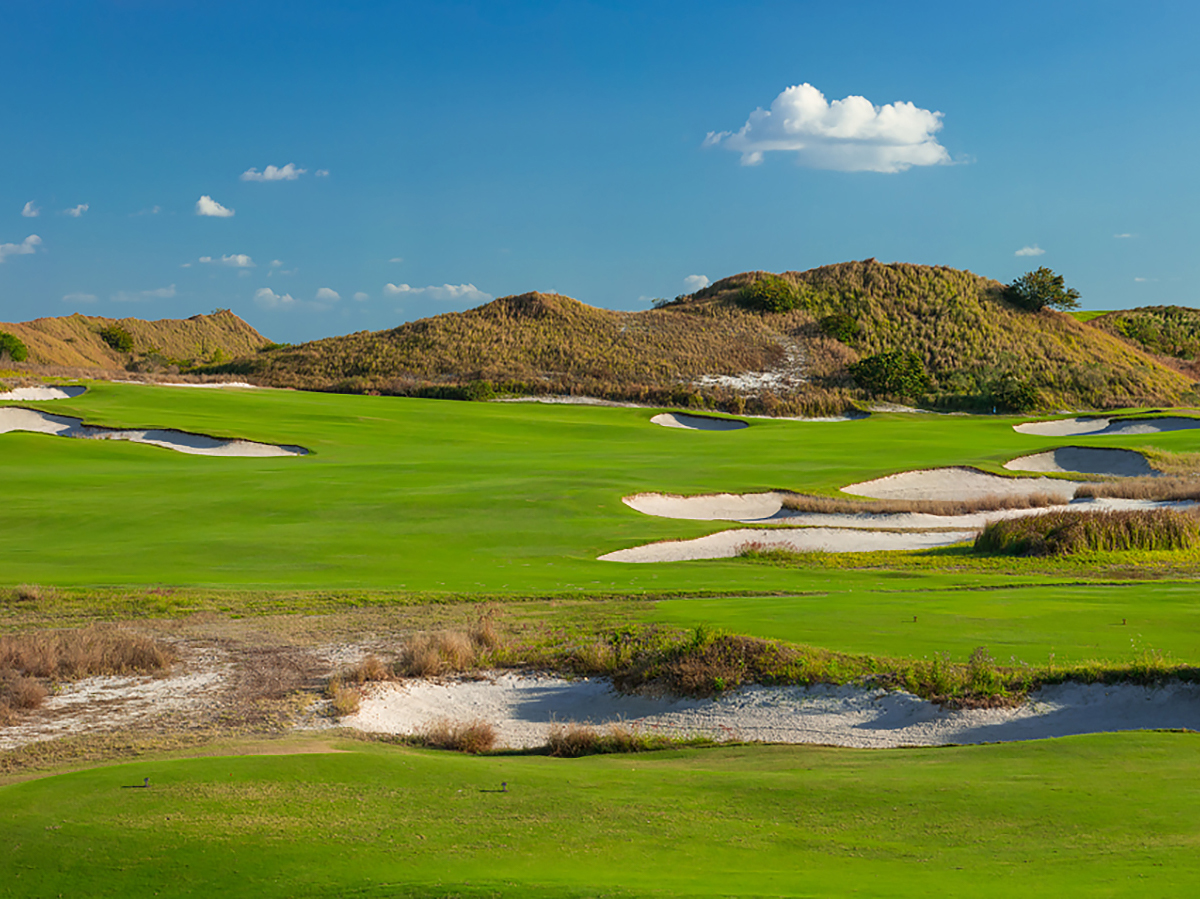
[683,274,710,292]
[199,253,255,268]
[21,201,39,218]
[315,287,341,302]
[196,195,235,217]
[383,282,492,303]
[0,234,42,263]
[353,291,369,301]
[64,203,89,218]
[241,164,306,182]
[1015,245,1045,257]
[112,284,176,302]
[389,257,404,264]
[270,260,283,267]
[315,169,329,178]
[1113,233,1136,239]
[132,205,161,217]
[705,82,951,173]
[62,292,98,303]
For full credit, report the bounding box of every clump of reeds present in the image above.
[781,490,1065,517]
[975,508,1200,556]
[0,671,49,725]
[546,722,704,757]
[0,624,174,679]
[1075,477,1200,502]
[412,717,497,753]
[395,609,506,677]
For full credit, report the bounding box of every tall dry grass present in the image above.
[412,718,497,753]
[975,508,1200,556]
[0,624,174,679]
[781,490,1065,517]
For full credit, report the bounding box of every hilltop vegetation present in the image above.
[209,260,1194,413]
[0,309,269,372]
[1089,306,1200,374]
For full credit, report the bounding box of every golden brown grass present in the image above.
[412,717,497,753]
[0,624,173,679]
[780,490,1065,517]
[1075,477,1200,501]
[324,677,362,717]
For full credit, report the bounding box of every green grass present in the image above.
[1070,310,1108,323]
[2,736,1198,898]
[5,380,1200,593]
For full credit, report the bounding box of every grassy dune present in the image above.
[2,735,1198,898]
[0,309,269,369]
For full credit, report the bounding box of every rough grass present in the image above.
[1075,476,1200,501]
[781,489,1064,516]
[975,508,1200,556]
[545,722,712,757]
[411,717,497,753]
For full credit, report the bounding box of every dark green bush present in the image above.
[0,331,28,363]
[739,275,800,313]
[819,313,860,344]
[1006,267,1081,312]
[989,372,1040,411]
[849,350,929,397]
[98,324,134,353]
[975,509,1200,557]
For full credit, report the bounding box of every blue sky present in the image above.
[2,1,1197,343]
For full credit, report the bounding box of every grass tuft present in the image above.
[975,508,1200,556]
[412,717,497,753]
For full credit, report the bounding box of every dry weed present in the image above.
[0,624,173,679]
[781,490,1064,517]
[397,631,478,677]
[413,717,497,753]
[325,677,362,717]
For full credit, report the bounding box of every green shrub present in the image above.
[0,331,28,363]
[98,324,134,353]
[738,275,800,312]
[975,509,1200,557]
[1005,267,1081,312]
[819,313,860,344]
[989,372,1040,411]
[848,350,929,397]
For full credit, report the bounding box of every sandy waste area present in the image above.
[0,407,307,457]
[345,672,1200,750]
[1004,446,1157,477]
[650,411,748,431]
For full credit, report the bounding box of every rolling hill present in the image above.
[207,260,1196,413]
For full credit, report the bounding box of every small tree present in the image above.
[98,323,134,353]
[1006,267,1081,312]
[849,350,929,397]
[0,330,29,363]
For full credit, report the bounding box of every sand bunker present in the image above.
[345,673,1200,750]
[1004,447,1156,477]
[650,412,748,431]
[843,466,1079,502]
[599,527,976,563]
[624,491,789,521]
[0,385,87,401]
[1015,416,1200,437]
[0,407,307,457]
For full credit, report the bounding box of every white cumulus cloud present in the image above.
[683,274,710,292]
[241,164,306,182]
[0,234,42,263]
[315,169,329,177]
[383,282,492,303]
[254,287,299,310]
[62,292,98,303]
[705,82,951,173]
[21,201,39,218]
[1015,245,1045,257]
[64,203,89,217]
[353,291,369,301]
[315,287,341,302]
[196,195,235,217]
[199,253,255,268]
[112,284,176,302]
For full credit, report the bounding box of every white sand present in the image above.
[0,407,307,457]
[1004,447,1156,477]
[599,527,977,562]
[650,412,748,431]
[344,673,1200,750]
[624,491,789,521]
[843,466,1079,502]
[1015,416,1200,437]
[113,380,260,389]
[0,385,87,401]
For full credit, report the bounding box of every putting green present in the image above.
[2,737,1197,897]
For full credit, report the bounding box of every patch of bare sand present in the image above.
[1015,416,1200,437]
[344,673,1200,750]
[843,467,1079,502]
[0,407,307,457]
[650,412,748,431]
[1004,447,1157,477]
[0,385,87,401]
[598,527,976,562]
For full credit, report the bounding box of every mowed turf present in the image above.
[5,381,1199,593]
[2,736,1197,898]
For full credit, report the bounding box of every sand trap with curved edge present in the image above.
[599,527,976,562]
[650,412,748,431]
[0,407,306,457]
[1005,447,1156,477]
[345,673,1200,749]
[1015,416,1200,437]
[842,466,1079,502]
[0,385,87,401]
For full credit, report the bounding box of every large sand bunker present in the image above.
[1015,416,1200,437]
[0,385,87,401]
[650,412,748,431]
[1004,447,1156,477]
[345,673,1200,750]
[0,407,307,457]
[843,466,1079,502]
[599,527,976,563]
